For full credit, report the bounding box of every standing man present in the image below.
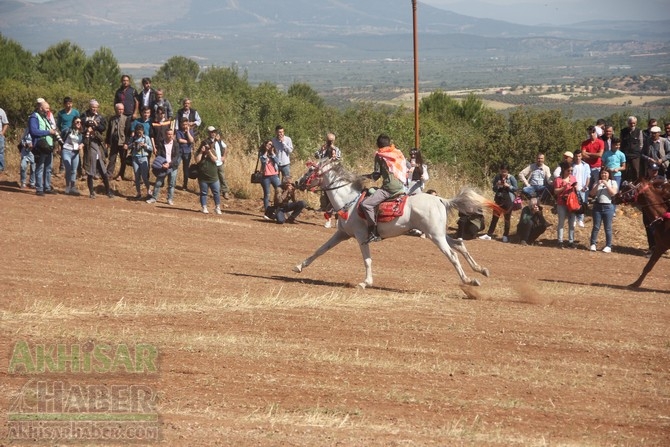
[581,125,604,189]
[641,126,670,178]
[271,125,293,179]
[114,75,138,119]
[29,100,57,196]
[0,106,8,175]
[153,89,173,121]
[600,125,614,152]
[136,77,157,119]
[56,96,80,175]
[620,116,643,182]
[176,118,194,191]
[105,103,132,181]
[360,134,407,243]
[176,98,201,135]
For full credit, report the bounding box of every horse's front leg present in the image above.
[357,240,373,289]
[629,249,663,288]
[293,230,350,273]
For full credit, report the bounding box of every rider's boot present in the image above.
[365,225,382,244]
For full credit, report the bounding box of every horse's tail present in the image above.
[440,187,505,216]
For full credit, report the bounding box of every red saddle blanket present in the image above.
[357,191,409,222]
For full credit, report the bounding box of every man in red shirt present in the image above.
[581,125,604,189]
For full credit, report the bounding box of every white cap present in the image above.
[207,126,216,132]
[650,126,662,133]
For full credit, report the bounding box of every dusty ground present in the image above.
[0,173,668,446]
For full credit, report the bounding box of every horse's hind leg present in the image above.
[294,230,351,273]
[430,236,480,286]
[447,236,490,277]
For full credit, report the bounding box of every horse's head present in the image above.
[296,159,339,191]
[614,180,640,205]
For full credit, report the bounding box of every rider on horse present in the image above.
[361,134,407,244]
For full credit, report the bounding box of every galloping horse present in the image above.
[616,178,670,287]
[293,159,502,288]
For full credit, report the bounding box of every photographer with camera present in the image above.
[258,140,281,214]
[194,139,222,215]
[553,160,578,249]
[29,100,58,196]
[81,99,112,199]
[588,168,618,253]
[314,133,341,228]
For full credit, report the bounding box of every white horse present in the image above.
[293,159,502,289]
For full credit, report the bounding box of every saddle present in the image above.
[357,190,409,222]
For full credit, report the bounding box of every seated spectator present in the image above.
[517,198,550,246]
[519,152,552,199]
[267,176,305,224]
[456,210,485,240]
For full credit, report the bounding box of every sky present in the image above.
[22,0,669,26]
[419,0,664,25]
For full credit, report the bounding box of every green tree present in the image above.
[154,56,200,83]
[287,83,324,108]
[0,33,35,82]
[83,47,120,91]
[36,41,87,87]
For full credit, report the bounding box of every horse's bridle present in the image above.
[300,159,353,193]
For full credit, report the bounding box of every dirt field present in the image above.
[0,172,669,446]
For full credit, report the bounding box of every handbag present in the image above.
[512,195,523,211]
[188,163,200,179]
[250,155,262,184]
[35,138,53,155]
[564,187,581,213]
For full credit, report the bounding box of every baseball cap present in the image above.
[650,126,662,133]
[563,151,574,158]
[207,126,217,132]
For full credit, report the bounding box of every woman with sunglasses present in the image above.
[60,118,84,196]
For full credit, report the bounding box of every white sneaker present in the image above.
[479,234,491,240]
[578,220,585,228]
[502,236,509,243]
[146,197,156,204]
[202,206,209,214]
[324,219,332,228]
[590,244,596,252]
[215,206,222,215]
[167,199,174,206]
[64,185,71,194]
[602,246,611,253]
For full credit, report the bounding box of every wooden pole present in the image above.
[412,0,420,149]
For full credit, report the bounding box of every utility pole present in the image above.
[412,0,420,150]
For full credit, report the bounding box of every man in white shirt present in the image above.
[0,106,9,175]
[271,125,293,180]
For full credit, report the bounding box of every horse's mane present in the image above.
[327,161,367,191]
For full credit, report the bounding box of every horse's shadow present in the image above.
[230,272,411,293]
[539,278,670,295]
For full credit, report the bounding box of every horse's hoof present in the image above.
[357,282,367,289]
[470,278,481,286]
[293,264,303,273]
[481,268,490,277]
